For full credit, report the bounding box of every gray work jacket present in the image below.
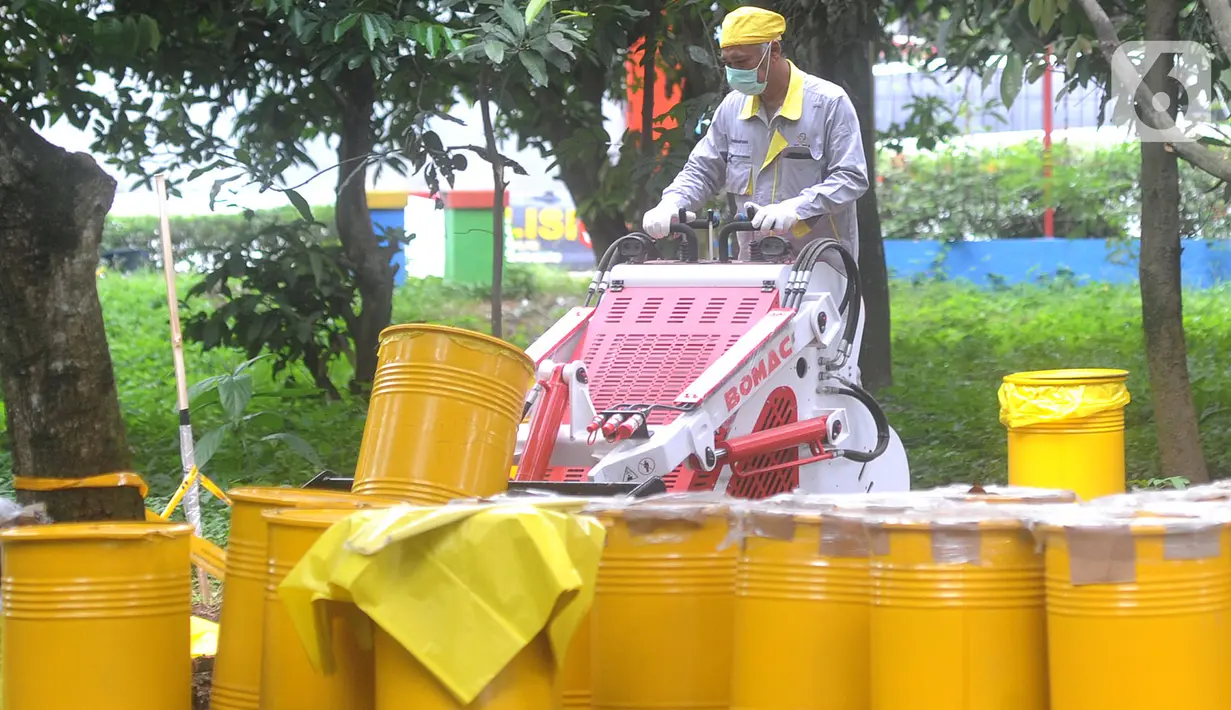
[661,61,869,262]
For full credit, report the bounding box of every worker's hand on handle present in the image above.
[743,201,801,233]
[642,201,681,239]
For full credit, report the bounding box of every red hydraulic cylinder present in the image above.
[717,415,831,465]
[516,365,569,482]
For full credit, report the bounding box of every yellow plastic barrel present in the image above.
[1036,507,1231,710]
[730,502,873,710]
[211,487,403,710]
[999,368,1130,500]
[352,324,534,504]
[588,495,737,710]
[262,507,399,710]
[373,628,556,709]
[866,506,1048,710]
[0,521,194,710]
[557,611,592,709]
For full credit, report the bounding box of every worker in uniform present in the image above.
[642,6,871,381]
[642,6,869,263]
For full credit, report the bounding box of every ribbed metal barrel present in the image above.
[262,507,396,710]
[352,324,534,504]
[374,628,557,709]
[1040,514,1231,710]
[0,521,193,710]
[868,514,1047,710]
[212,487,398,710]
[731,507,871,710]
[590,499,736,710]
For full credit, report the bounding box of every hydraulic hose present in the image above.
[829,379,889,463]
[586,232,655,306]
[788,239,860,364]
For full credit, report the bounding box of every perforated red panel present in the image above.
[726,386,800,499]
[582,287,777,424]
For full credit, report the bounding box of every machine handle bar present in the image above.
[667,222,700,262]
[717,205,759,263]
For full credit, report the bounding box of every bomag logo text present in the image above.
[724,335,794,412]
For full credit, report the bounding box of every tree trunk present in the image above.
[334,67,392,388]
[0,106,142,521]
[851,42,891,392]
[479,81,505,339]
[784,2,891,390]
[1139,0,1209,483]
[639,15,659,215]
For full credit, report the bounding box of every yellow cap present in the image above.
[719,6,787,48]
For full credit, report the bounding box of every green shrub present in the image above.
[101,204,338,267]
[877,139,1230,240]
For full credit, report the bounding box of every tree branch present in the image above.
[1075,0,1231,182]
[1202,0,1231,61]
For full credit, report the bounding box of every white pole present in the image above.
[154,174,211,604]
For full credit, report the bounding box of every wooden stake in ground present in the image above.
[154,174,213,603]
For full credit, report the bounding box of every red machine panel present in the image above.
[580,287,777,424]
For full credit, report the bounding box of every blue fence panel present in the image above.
[884,238,1231,288]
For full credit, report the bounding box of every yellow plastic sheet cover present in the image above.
[191,616,219,658]
[998,381,1130,429]
[277,501,605,705]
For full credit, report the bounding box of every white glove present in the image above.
[642,201,680,239]
[745,201,801,233]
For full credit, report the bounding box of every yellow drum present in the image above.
[212,487,401,710]
[867,506,1047,710]
[999,368,1131,500]
[373,628,556,709]
[731,502,872,710]
[1037,507,1231,710]
[589,495,737,710]
[0,521,193,710]
[352,324,534,504]
[557,611,592,709]
[262,507,399,710]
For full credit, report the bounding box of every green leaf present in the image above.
[520,50,548,85]
[285,189,314,222]
[218,373,254,421]
[496,1,527,38]
[262,433,324,467]
[1039,0,1057,32]
[526,0,550,25]
[1029,0,1042,24]
[484,40,506,64]
[982,63,998,94]
[1056,0,1069,11]
[187,375,224,404]
[546,32,574,55]
[687,45,715,68]
[335,13,361,41]
[137,15,161,51]
[425,25,441,56]
[193,426,229,472]
[1000,53,1024,109]
[361,14,379,50]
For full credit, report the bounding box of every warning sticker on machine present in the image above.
[623,467,638,482]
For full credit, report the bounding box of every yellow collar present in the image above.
[739,60,804,121]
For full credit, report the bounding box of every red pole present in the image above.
[1042,47,1055,238]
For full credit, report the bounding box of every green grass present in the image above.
[4,269,1231,543]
